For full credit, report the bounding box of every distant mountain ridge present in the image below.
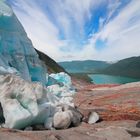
[101,56,140,79]
[59,56,140,79]
[59,60,110,73]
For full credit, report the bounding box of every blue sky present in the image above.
[7,0,140,62]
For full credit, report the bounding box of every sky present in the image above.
[7,0,140,62]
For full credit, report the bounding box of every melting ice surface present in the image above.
[0,1,76,129]
[0,74,75,129]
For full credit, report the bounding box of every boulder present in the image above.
[24,126,33,131]
[62,104,83,126]
[53,110,72,129]
[52,104,83,129]
[88,112,99,124]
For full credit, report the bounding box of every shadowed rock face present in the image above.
[35,49,66,74]
[0,103,5,123]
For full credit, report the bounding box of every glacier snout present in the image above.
[0,0,80,130]
[0,74,76,129]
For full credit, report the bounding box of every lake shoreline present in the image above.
[69,72,140,84]
[88,74,140,84]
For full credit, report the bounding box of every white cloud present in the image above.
[10,0,102,61]
[83,0,140,61]
[44,0,103,38]
[106,0,121,22]
[9,0,140,62]
[9,0,66,60]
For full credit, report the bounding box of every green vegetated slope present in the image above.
[59,60,110,73]
[101,56,140,78]
[59,56,140,79]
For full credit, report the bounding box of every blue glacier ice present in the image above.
[0,0,47,84]
[0,0,78,130]
[49,72,72,87]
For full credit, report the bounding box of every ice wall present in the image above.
[0,0,47,84]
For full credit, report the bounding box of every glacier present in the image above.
[49,72,72,87]
[0,0,47,84]
[0,74,76,129]
[0,1,80,129]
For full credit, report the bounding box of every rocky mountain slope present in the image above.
[36,49,65,74]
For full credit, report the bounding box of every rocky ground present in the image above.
[0,78,140,140]
[74,81,140,121]
[0,120,140,140]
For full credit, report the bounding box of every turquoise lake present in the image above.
[88,74,140,84]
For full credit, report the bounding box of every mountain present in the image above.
[59,57,140,79]
[102,56,140,78]
[59,60,110,73]
[36,49,65,74]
